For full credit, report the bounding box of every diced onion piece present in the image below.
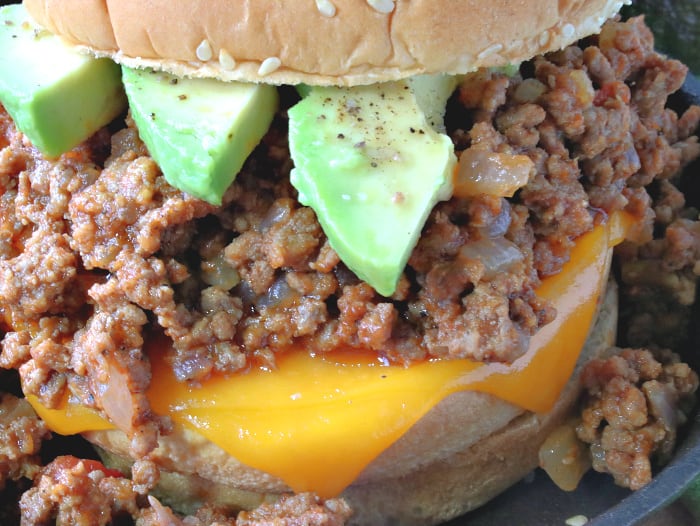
[458,237,523,280]
[568,69,595,106]
[147,496,182,524]
[644,380,679,430]
[539,421,591,491]
[201,253,241,290]
[454,149,533,198]
[480,198,511,238]
[514,78,547,103]
[256,276,297,310]
[0,395,36,420]
[99,355,138,434]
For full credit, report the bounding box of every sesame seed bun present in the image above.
[23,0,630,86]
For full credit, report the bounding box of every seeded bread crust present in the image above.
[23,0,629,86]
[86,282,618,526]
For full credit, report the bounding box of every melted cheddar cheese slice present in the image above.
[27,213,631,498]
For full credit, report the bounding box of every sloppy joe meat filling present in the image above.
[0,16,699,522]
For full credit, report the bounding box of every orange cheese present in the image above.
[27,391,114,435]
[26,213,631,498]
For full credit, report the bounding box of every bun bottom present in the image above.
[86,282,618,526]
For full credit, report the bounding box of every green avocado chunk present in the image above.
[288,75,457,297]
[0,4,126,158]
[122,67,278,205]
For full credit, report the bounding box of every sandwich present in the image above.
[0,0,699,524]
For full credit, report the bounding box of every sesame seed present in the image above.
[219,49,236,70]
[565,515,588,526]
[562,23,575,40]
[196,39,213,61]
[316,0,336,17]
[367,0,395,14]
[477,43,503,60]
[258,56,282,76]
[538,30,550,47]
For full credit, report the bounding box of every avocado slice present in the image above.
[406,74,460,133]
[122,67,278,205]
[0,4,126,157]
[288,76,457,296]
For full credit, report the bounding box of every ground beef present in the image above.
[19,456,144,526]
[20,457,348,526]
[577,349,698,490]
[0,13,698,525]
[3,16,698,390]
[20,457,316,526]
[235,493,352,526]
[615,176,700,351]
[0,395,49,491]
[134,494,351,526]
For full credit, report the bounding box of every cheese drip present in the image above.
[27,213,631,498]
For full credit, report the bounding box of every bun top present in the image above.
[24,0,630,85]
